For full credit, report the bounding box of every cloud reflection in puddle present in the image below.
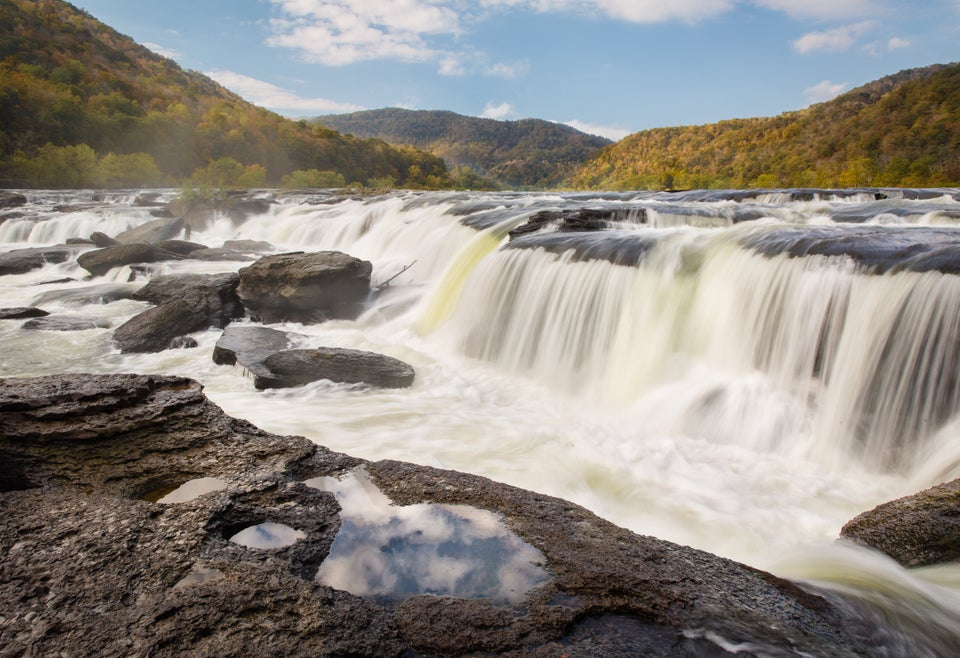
[307,470,550,604]
[229,522,307,549]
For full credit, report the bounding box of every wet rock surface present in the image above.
[22,315,111,331]
[212,325,300,379]
[255,348,416,390]
[77,243,182,276]
[0,246,80,275]
[113,273,245,353]
[840,478,960,567]
[0,306,49,319]
[0,373,906,656]
[236,251,372,323]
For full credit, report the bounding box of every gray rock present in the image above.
[0,307,49,319]
[0,373,922,656]
[0,191,27,208]
[22,316,111,331]
[77,243,179,277]
[222,239,275,253]
[840,478,960,567]
[33,283,139,306]
[113,298,215,354]
[114,216,186,244]
[255,348,415,390]
[155,239,209,255]
[185,247,256,262]
[89,231,120,248]
[236,251,372,323]
[0,246,79,275]
[132,272,243,327]
[212,325,300,380]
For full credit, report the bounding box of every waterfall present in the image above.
[425,219,960,472]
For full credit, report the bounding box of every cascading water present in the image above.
[2,187,960,647]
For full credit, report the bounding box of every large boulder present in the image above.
[840,478,960,567]
[77,243,180,277]
[0,246,79,275]
[113,300,212,353]
[236,251,372,323]
[114,216,185,244]
[255,348,415,390]
[0,373,920,656]
[115,275,243,353]
[132,272,244,328]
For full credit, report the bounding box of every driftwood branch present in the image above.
[375,260,417,291]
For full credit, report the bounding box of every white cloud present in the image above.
[562,119,631,141]
[206,70,364,114]
[481,101,515,119]
[485,61,530,79]
[793,20,875,54]
[438,56,466,76]
[887,36,911,50]
[268,0,460,65]
[144,42,181,60]
[804,80,848,103]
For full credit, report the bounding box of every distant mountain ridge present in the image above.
[316,108,612,189]
[0,0,450,188]
[570,63,960,190]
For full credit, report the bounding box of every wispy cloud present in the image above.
[266,1,897,73]
[485,61,530,79]
[793,20,876,54]
[206,70,364,114]
[481,101,515,120]
[144,42,181,60]
[562,119,631,141]
[804,80,849,104]
[887,36,911,50]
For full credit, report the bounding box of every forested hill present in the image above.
[570,63,960,190]
[0,0,450,188]
[316,108,612,189]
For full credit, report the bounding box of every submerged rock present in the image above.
[0,246,79,275]
[236,251,372,324]
[77,243,180,277]
[840,478,960,567]
[22,315,111,331]
[0,191,27,208]
[255,348,415,390]
[0,373,909,656]
[114,216,186,244]
[0,307,49,319]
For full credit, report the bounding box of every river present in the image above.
[2,187,960,649]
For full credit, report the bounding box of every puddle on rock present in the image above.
[155,477,228,504]
[306,470,551,604]
[229,522,307,549]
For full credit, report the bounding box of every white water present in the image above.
[2,188,960,642]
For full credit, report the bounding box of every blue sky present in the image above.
[72,0,959,141]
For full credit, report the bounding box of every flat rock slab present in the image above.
[255,348,416,390]
[0,246,80,275]
[236,251,372,323]
[77,243,181,277]
[213,325,301,379]
[0,307,49,319]
[22,315,111,331]
[0,373,904,656]
[840,478,960,567]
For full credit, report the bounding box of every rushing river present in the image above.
[3,187,960,648]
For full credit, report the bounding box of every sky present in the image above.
[72,0,959,141]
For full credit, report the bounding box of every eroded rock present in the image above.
[255,348,415,390]
[0,373,920,656]
[236,251,372,323]
[840,478,960,567]
[0,246,79,275]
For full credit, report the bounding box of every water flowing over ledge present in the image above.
[2,187,960,651]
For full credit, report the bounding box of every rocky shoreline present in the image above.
[2,372,947,656]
